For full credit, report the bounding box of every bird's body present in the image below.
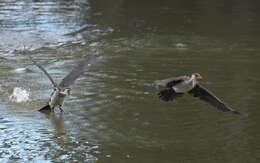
[39,88,70,112]
[29,55,98,112]
[172,76,197,93]
[154,73,241,115]
[48,89,68,110]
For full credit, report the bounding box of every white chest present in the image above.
[49,91,66,108]
[173,79,197,93]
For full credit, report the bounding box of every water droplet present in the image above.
[12,67,31,73]
[175,43,187,49]
[144,92,150,95]
[106,154,112,158]
[89,42,99,47]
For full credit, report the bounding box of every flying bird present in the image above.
[29,55,98,112]
[153,73,241,115]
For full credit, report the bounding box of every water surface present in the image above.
[1,0,260,162]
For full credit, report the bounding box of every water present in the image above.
[1,0,260,162]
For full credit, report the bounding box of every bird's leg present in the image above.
[59,105,64,112]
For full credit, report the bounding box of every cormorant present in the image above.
[29,55,98,112]
[153,73,241,115]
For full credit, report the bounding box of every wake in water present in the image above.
[9,87,30,103]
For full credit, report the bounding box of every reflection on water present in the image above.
[0,0,112,51]
[1,0,260,162]
[42,112,99,162]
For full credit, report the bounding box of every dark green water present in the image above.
[1,0,260,162]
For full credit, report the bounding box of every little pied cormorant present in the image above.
[29,55,98,112]
[153,73,241,115]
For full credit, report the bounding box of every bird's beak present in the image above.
[196,75,203,80]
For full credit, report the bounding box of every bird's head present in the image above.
[62,88,71,96]
[56,88,71,96]
[191,73,203,80]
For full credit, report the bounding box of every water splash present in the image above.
[9,87,30,103]
[175,43,187,49]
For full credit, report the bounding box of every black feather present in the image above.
[188,84,241,115]
[153,76,187,89]
[158,88,184,101]
[28,55,57,87]
[39,104,51,112]
[59,55,97,88]
[166,79,184,88]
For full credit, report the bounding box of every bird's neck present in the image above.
[188,76,197,87]
[188,76,195,82]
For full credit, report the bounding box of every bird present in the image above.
[153,73,241,115]
[29,55,98,112]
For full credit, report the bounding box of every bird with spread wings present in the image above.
[153,73,241,115]
[29,55,98,112]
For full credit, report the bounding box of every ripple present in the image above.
[12,67,32,73]
[0,0,111,51]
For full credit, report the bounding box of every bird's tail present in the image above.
[39,104,51,112]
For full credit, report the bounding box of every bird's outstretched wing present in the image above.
[188,84,241,115]
[28,55,57,87]
[58,55,98,88]
[153,76,188,89]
